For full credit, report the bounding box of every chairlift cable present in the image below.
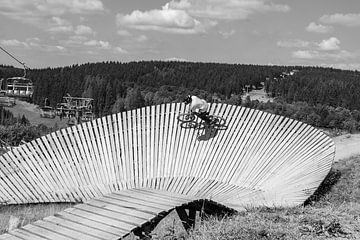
[0,45,29,77]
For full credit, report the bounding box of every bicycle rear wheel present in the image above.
[180,122,198,129]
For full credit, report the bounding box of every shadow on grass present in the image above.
[304,168,341,206]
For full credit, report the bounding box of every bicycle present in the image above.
[177,112,227,130]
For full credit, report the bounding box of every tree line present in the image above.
[243,98,360,133]
[265,67,360,110]
[25,61,289,115]
[1,61,360,134]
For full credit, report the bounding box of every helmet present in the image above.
[183,95,192,105]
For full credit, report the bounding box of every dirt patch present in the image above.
[332,133,360,162]
[242,89,274,103]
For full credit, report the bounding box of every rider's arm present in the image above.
[187,104,193,114]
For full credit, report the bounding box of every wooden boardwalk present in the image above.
[0,188,196,240]
[0,103,335,238]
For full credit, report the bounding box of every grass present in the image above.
[151,155,360,240]
[0,203,74,234]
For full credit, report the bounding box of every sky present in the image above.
[0,0,360,70]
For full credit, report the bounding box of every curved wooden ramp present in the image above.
[0,103,335,238]
[0,188,197,240]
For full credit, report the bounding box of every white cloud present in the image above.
[136,35,148,42]
[74,25,95,35]
[0,39,29,48]
[1,38,67,53]
[277,39,310,48]
[292,49,355,61]
[84,40,111,49]
[292,50,317,59]
[116,4,206,34]
[168,0,290,20]
[48,25,74,33]
[117,30,132,37]
[114,47,128,54]
[165,57,188,62]
[219,29,236,39]
[320,13,360,27]
[0,0,104,36]
[306,22,332,33]
[63,35,88,45]
[47,18,95,36]
[0,0,104,21]
[318,37,340,51]
[54,46,67,52]
[116,0,289,34]
[48,17,73,33]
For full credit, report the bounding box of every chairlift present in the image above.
[0,45,33,99]
[56,94,95,125]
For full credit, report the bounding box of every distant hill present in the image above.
[265,67,360,110]
[25,61,290,115]
[1,61,360,121]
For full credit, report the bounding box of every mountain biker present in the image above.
[183,95,212,124]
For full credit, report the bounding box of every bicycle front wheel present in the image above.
[177,113,196,123]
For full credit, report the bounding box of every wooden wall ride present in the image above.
[0,103,335,209]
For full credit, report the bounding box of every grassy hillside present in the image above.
[182,156,360,240]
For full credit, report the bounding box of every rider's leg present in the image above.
[197,111,211,124]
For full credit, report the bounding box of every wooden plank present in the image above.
[75,203,147,222]
[131,109,139,187]
[73,124,100,196]
[102,116,116,189]
[42,216,104,240]
[117,112,128,184]
[157,104,166,185]
[153,105,161,186]
[92,118,110,186]
[87,198,154,219]
[31,139,70,202]
[109,193,172,210]
[95,118,113,190]
[0,233,24,240]
[144,107,151,186]
[1,153,34,202]
[10,148,49,201]
[113,191,185,208]
[65,127,92,191]
[112,113,123,185]
[162,103,177,189]
[41,134,78,200]
[66,206,138,230]
[56,129,89,200]
[22,223,71,240]
[98,195,161,214]
[120,111,130,187]
[140,107,147,188]
[135,108,143,187]
[15,147,52,202]
[10,228,53,239]
[82,121,107,189]
[76,123,105,195]
[213,106,245,183]
[55,210,127,237]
